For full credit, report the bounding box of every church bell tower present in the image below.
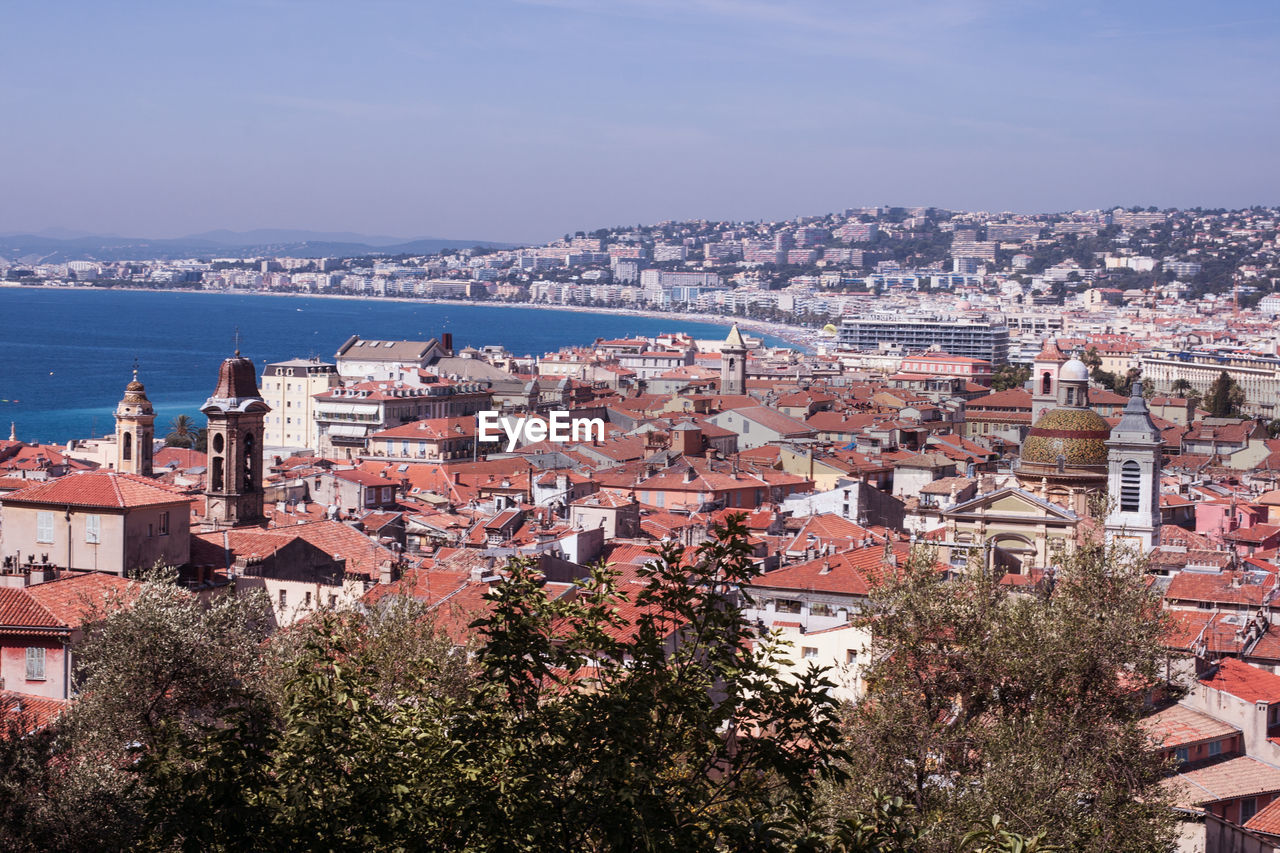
[721,324,748,396]
[1031,336,1066,424]
[1105,382,1163,551]
[202,351,271,527]
[114,368,156,476]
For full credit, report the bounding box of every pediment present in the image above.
[944,487,1077,523]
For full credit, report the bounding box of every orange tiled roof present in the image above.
[1142,703,1240,749]
[1199,658,1280,704]
[1168,755,1280,807]
[2,472,191,510]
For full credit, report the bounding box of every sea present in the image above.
[0,287,789,444]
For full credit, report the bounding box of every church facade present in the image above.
[940,340,1163,574]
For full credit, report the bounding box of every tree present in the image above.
[1205,370,1245,417]
[991,365,1030,392]
[830,539,1179,852]
[164,414,199,449]
[1081,346,1102,371]
[0,567,273,851]
[1169,378,1192,397]
[4,532,1063,851]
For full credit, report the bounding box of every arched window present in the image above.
[212,457,224,492]
[244,432,256,493]
[122,432,132,461]
[1041,371,1052,395]
[1120,460,1141,512]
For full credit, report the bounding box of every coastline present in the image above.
[0,282,819,352]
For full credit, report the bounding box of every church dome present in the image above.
[1059,357,1090,383]
[119,371,154,411]
[211,355,261,400]
[1020,407,1111,467]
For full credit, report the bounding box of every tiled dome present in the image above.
[1020,407,1111,467]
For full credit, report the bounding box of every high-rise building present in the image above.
[837,316,1010,364]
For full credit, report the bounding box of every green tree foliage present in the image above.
[162,414,198,448]
[990,365,1030,392]
[830,541,1178,853]
[0,527,1063,852]
[1205,370,1246,417]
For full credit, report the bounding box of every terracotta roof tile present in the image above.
[2,472,192,510]
[1168,755,1280,807]
[1199,658,1280,704]
[1142,703,1240,749]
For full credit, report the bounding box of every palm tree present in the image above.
[165,414,198,449]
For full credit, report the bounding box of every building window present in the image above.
[158,512,169,536]
[328,594,338,607]
[1120,461,1141,512]
[36,511,55,543]
[85,514,101,544]
[304,591,312,608]
[846,650,858,665]
[1174,746,1189,764]
[25,647,45,681]
[1208,739,1223,757]
[278,589,287,609]
[776,599,803,615]
[1241,797,1258,822]
[801,647,819,660]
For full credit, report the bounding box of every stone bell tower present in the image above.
[1031,336,1067,424]
[202,351,271,528]
[114,368,156,476]
[720,324,748,396]
[1105,381,1163,552]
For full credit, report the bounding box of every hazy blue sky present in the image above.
[2,0,1277,244]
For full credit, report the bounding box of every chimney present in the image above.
[441,332,454,354]
[379,562,399,585]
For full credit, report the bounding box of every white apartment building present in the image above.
[261,359,340,450]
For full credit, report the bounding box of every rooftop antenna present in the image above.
[131,355,139,382]
[234,327,241,357]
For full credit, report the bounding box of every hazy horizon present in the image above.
[4,1,1277,244]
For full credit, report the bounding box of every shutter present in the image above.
[25,647,45,680]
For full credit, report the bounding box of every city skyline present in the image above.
[2,0,1278,244]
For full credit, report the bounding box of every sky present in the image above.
[1,0,1277,244]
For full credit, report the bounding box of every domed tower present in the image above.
[1015,354,1111,516]
[1031,336,1067,424]
[721,324,748,396]
[115,368,156,476]
[1105,382,1163,551]
[202,352,271,527]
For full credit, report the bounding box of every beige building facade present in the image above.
[261,358,340,450]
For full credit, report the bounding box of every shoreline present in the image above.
[0,282,820,351]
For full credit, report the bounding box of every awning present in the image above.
[327,424,367,437]
[318,403,371,415]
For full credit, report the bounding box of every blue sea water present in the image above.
[0,287,786,444]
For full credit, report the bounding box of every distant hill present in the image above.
[183,229,422,248]
[0,230,521,263]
